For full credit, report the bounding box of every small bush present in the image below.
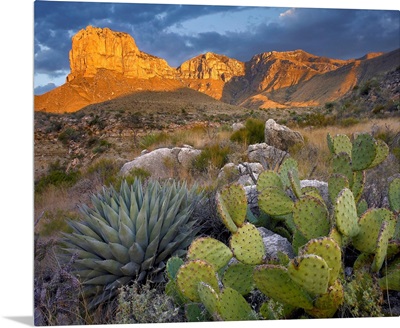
[139,132,170,149]
[58,127,82,145]
[86,158,121,186]
[230,118,265,145]
[114,281,184,324]
[192,143,232,172]
[35,161,81,193]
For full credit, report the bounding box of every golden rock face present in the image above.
[67,26,176,81]
[35,25,399,113]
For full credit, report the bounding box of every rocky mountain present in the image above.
[34,25,400,113]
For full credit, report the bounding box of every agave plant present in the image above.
[62,178,203,309]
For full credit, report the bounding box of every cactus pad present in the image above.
[327,133,334,154]
[230,223,265,265]
[293,195,330,240]
[379,258,400,291]
[217,287,257,321]
[328,174,350,204]
[288,169,302,199]
[254,265,314,310]
[305,279,344,318]
[332,152,353,186]
[300,237,342,285]
[388,177,400,213]
[352,208,396,254]
[198,282,220,317]
[258,186,294,216]
[334,188,359,237]
[216,183,248,231]
[351,170,366,203]
[176,260,219,302]
[371,220,391,273]
[332,134,352,156]
[279,157,299,190]
[166,256,184,281]
[369,139,389,169]
[222,262,254,295]
[187,237,233,271]
[287,254,330,296]
[257,170,284,192]
[351,133,377,171]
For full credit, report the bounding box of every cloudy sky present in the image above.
[34,0,400,94]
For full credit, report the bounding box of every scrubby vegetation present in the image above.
[34,73,400,326]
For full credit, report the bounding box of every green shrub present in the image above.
[139,132,170,149]
[35,161,81,193]
[85,158,121,186]
[230,118,265,145]
[37,209,80,237]
[192,143,232,172]
[114,281,183,324]
[58,127,82,145]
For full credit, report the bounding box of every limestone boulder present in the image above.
[247,143,289,169]
[121,146,201,179]
[264,119,304,151]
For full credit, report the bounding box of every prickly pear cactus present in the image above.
[216,183,248,233]
[352,208,396,254]
[351,133,377,171]
[254,264,314,310]
[229,223,265,265]
[258,186,294,216]
[217,287,258,321]
[287,254,330,296]
[332,134,352,156]
[300,237,342,285]
[187,237,233,271]
[334,188,360,238]
[389,177,400,213]
[293,195,330,240]
[176,260,219,302]
[222,262,254,295]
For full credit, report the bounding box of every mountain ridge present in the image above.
[34,25,400,113]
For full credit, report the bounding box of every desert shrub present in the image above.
[139,132,170,149]
[88,115,106,129]
[92,139,112,154]
[230,118,265,145]
[192,143,232,173]
[338,117,360,127]
[114,281,184,324]
[35,161,81,193]
[341,271,383,317]
[37,209,80,237]
[58,127,82,144]
[85,158,121,186]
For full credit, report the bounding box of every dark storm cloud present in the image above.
[34,1,399,86]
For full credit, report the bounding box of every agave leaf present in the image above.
[94,259,124,276]
[118,194,130,219]
[109,242,130,263]
[101,202,120,230]
[135,209,149,250]
[128,241,145,264]
[75,258,100,270]
[92,216,120,244]
[148,195,161,235]
[118,222,135,248]
[83,274,118,286]
[120,262,140,276]
[68,220,101,241]
[119,207,135,235]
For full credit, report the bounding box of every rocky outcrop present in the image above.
[35,25,400,114]
[264,119,304,151]
[120,146,201,179]
[178,52,245,82]
[247,143,290,169]
[67,26,176,81]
